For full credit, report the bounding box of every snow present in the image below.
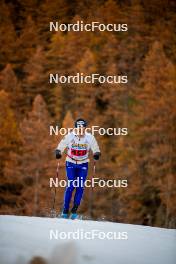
[0,215,175,264]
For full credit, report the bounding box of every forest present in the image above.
[0,0,175,228]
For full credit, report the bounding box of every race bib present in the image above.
[71,149,87,156]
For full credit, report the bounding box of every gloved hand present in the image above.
[55,149,62,159]
[93,152,101,160]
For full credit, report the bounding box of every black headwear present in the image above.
[75,118,87,128]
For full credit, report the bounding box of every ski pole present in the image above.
[51,161,60,217]
[89,160,96,217]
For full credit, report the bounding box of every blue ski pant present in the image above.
[63,161,88,210]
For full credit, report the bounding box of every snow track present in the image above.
[0,215,175,264]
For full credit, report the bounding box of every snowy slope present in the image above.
[0,215,175,264]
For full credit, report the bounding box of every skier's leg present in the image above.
[72,163,88,212]
[63,162,76,213]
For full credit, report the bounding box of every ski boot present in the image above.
[60,209,69,219]
[70,205,78,220]
[70,213,78,220]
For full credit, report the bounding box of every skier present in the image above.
[55,118,101,219]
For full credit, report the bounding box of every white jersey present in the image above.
[56,132,100,164]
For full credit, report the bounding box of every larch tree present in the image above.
[62,110,74,130]
[0,64,23,118]
[47,15,90,75]
[23,46,50,111]
[118,0,148,84]
[0,90,20,174]
[4,95,57,216]
[17,16,39,66]
[133,41,176,227]
[99,0,123,24]
[73,49,97,121]
[0,1,17,68]
[38,0,70,43]
[0,90,21,214]
[52,84,63,121]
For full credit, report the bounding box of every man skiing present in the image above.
[55,118,101,219]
